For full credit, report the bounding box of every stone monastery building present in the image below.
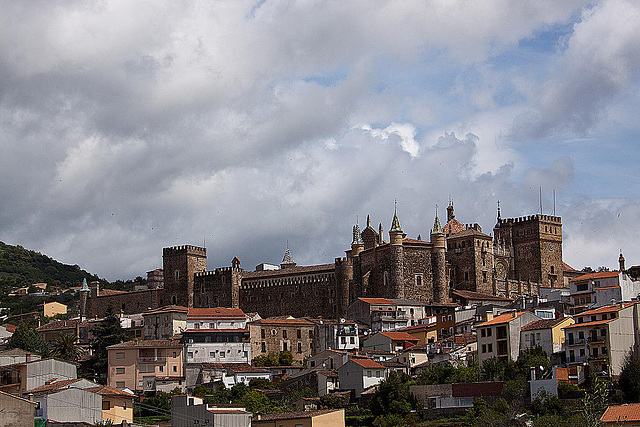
[81,202,563,320]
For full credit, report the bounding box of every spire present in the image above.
[390,200,403,233]
[282,247,294,264]
[620,251,626,271]
[366,214,371,228]
[432,206,443,234]
[495,200,502,228]
[378,223,384,244]
[447,199,455,223]
[80,278,89,292]
[352,223,364,246]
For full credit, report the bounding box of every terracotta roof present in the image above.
[253,409,341,421]
[556,367,570,381]
[399,324,436,333]
[187,307,246,318]
[478,311,528,327]
[452,290,513,302]
[443,218,465,236]
[5,324,16,333]
[251,317,313,325]
[597,286,621,290]
[350,359,385,369]
[242,263,335,279]
[576,302,635,317]
[571,271,621,283]
[358,297,395,305]
[521,317,570,331]
[564,319,613,329]
[402,238,431,245]
[107,339,182,349]
[378,331,419,341]
[183,328,248,333]
[144,305,188,315]
[601,403,640,423]
[446,228,491,239]
[27,379,83,395]
[85,385,135,397]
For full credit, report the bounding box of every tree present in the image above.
[369,371,415,417]
[51,333,79,361]
[7,321,49,356]
[241,389,271,414]
[89,308,128,381]
[580,376,611,427]
[278,351,294,366]
[619,351,640,402]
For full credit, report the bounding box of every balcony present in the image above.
[137,357,167,363]
[588,336,606,344]
[567,339,586,346]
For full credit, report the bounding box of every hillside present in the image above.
[0,241,102,290]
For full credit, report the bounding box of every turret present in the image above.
[351,222,364,256]
[389,207,405,245]
[447,200,455,223]
[281,247,297,269]
[431,209,448,303]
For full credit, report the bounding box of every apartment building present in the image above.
[183,308,251,364]
[570,270,640,306]
[346,298,426,331]
[564,302,640,376]
[520,316,575,364]
[477,311,541,365]
[143,305,188,340]
[107,339,184,393]
[249,317,315,364]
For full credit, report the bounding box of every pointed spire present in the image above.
[417,234,422,241]
[80,278,89,292]
[432,205,443,234]
[282,247,294,264]
[390,200,403,233]
[378,223,384,244]
[497,200,501,220]
[366,214,371,228]
[352,223,364,246]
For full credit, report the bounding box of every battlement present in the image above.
[498,214,561,225]
[464,223,482,231]
[163,245,207,256]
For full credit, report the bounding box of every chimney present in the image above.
[486,313,494,322]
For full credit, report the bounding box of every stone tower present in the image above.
[493,213,563,287]
[162,245,207,308]
[79,278,89,320]
[388,208,406,298]
[431,210,448,303]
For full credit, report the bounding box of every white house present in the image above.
[338,359,387,397]
[171,395,252,427]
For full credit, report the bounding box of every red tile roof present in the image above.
[187,307,246,318]
[27,379,83,395]
[478,311,528,326]
[576,302,635,317]
[85,385,135,397]
[36,319,80,332]
[571,271,621,283]
[358,298,395,305]
[563,262,580,272]
[183,328,248,333]
[443,218,465,236]
[201,363,269,373]
[379,331,419,342]
[521,317,571,331]
[564,319,613,329]
[601,403,640,423]
[350,359,385,369]
[99,289,126,296]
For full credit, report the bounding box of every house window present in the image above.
[309,330,313,339]
[116,352,125,359]
[261,342,266,353]
[220,352,225,358]
[116,381,125,388]
[481,329,486,338]
[123,401,127,410]
[487,328,492,337]
[116,368,125,375]
[283,330,287,339]
[376,371,381,378]
[488,343,493,352]
[416,275,422,287]
[210,352,215,357]
[173,366,177,372]
[367,370,372,377]
[261,329,266,339]
[297,329,301,339]
[103,400,111,410]
[188,352,193,358]
[482,344,487,353]
[297,343,302,353]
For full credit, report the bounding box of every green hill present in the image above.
[0,241,102,290]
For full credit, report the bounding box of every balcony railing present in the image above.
[137,357,167,363]
[588,336,605,344]
[567,339,586,346]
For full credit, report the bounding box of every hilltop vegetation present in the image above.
[0,241,102,290]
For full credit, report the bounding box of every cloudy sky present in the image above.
[1,0,639,281]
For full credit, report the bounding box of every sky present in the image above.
[1,0,640,281]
